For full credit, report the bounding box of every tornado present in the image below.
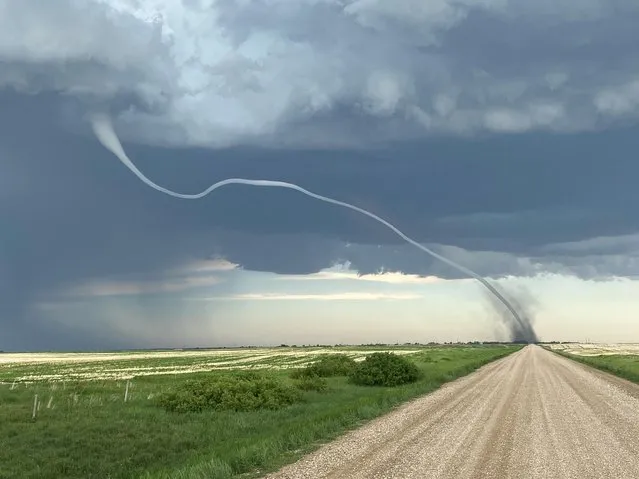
[483,285,539,343]
[90,114,533,336]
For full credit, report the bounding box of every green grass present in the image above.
[0,345,521,479]
[551,350,639,384]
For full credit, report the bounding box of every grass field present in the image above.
[0,345,520,479]
[547,344,639,385]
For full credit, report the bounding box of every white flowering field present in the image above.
[0,347,420,382]
[546,343,639,356]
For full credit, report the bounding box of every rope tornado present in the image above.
[90,114,529,335]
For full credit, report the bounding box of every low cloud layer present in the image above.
[2,0,639,147]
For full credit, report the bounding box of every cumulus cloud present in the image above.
[310,239,639,281]
[182,258,240,273]
[276,262,445,284]
[2,0,639,147]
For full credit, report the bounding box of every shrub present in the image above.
[289,368,312,379]
[350,353,421,387]
[157,372,302,413]
[293,376,330,392]
[290,354,357,379]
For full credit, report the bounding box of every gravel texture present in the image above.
[264,345,639,479]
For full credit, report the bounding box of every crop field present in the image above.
[0,345,520,479]
[546,343,639,385]
[546,343,639,356]
[0,347,421,382]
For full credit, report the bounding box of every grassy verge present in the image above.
[0,345,520,479]
[550,349,639,384]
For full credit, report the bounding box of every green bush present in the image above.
[293,376,330,392]
[157,372,302,413]
[350,353,421,387]
[290,354,357,379]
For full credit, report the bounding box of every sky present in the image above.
[1,0,639,350]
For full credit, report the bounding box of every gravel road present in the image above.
[264,345,639,479]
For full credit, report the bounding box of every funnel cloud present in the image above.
[91,113,527,328]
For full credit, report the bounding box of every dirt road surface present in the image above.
[264,345,639,479]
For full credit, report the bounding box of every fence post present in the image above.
[124,381,130,402]
[32,394,38,420]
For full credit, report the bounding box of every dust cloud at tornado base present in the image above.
[483,284,539,343]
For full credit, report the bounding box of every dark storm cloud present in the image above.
[124,124,639,250]
[3,1,639,350]
[3,1,639,147]
[2,89,639,349]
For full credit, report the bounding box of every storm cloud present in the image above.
[2,1,639,349]
[1,0,639,147]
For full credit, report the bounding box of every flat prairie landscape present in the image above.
[0,345,517,479]
[0,347,421,381]
[4,343,638,479]
[546,343,639,356]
